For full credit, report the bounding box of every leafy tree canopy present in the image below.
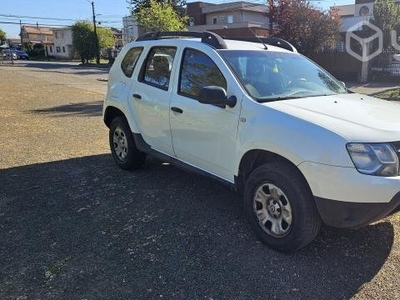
[134,0,188,31]
[372,0,400,49]
[72,21,96,63]
[127,0,186,13]
[269,0,340,56]
[97,27,115,49]
[373,0,400,31]
[72,20,114,63]
[0,29,6,42]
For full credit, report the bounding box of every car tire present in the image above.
[109,117,146,170]
[243,162,321,252]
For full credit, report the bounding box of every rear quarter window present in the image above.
[121,47,143,77]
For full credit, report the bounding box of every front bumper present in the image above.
[298,161,400,228]
[315,193,400,228]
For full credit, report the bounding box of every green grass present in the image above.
[373,88,400,101]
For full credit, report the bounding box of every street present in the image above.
[0,61,399,300]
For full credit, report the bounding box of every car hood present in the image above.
[266,93,400,142]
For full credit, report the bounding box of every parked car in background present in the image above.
[371,54,400,78]
[1,49,17,60]
[15,50,29,60]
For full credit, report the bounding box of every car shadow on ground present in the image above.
[0,154,395,299]
[30,101,104,117]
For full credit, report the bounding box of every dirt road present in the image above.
[0,63,399,300]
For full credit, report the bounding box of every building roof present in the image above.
[22,25,53,35]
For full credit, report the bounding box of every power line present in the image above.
[0,14,76,22]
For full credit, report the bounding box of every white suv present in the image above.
[103,31,400,252]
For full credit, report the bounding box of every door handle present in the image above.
[171,107,183,114]
[132,94,141,99]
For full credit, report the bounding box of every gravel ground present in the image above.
[0,64,399,300]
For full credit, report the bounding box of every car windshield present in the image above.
[219,50,347,102]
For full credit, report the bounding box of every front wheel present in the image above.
[109,117,146,170]
[244,162,321,252]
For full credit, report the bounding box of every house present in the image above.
[186,1,270,38]
[121,1,270,43]
[20,25,53,50]
[50,27,74,59]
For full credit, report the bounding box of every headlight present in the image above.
[346,143,399,176]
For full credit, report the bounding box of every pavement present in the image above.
[346,81,400,96]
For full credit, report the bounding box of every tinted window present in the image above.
[141,47,176,90]
[121,47,143,78]
[179,49,227,99]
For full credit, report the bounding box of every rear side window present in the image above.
[179,48,227,99]
[141,47,177,90]
[121,47,143,77]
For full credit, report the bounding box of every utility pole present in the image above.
[19,20,23,49]
[91,1,100,64]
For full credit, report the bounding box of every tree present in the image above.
[97,27,115,50]
[372,0,400,49]
[72,21,96,63]
[127,0,186,14]
[0,29,6,42]
[269,0,340,56]
[134,0,188,31]
[72,20,114,64]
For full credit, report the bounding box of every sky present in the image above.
[1,0,355,38]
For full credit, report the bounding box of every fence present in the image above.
[370,50,400,80]
[309,52,362,81]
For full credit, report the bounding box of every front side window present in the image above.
[179,48,227,99]
[141,47,176,90]
[120,47,143,78]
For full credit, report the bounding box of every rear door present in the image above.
[129,46,177,156]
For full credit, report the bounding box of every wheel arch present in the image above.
[103,106,126,128]
[236,149,311,196]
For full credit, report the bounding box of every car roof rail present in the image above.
[227,36,297,52]
[136,31,228,49]
[135,31,296,52]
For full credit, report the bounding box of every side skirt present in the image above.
[133,133,237,192]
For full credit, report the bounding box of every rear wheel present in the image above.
[109,117,146,170]
[244,162,321,252]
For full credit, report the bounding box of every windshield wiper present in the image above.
[258,95,304,102]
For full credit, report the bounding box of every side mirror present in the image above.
[198,86,237,108]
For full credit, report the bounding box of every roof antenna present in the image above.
[247,27,268,50]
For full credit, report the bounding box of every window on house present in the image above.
[56,46,61,53]
[227,15,233,24]
[50,46,53,53]
[62,47,65,53]
[212,17,217,25]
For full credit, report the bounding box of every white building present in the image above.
[49,27,74,59]
[122,16,144,44]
